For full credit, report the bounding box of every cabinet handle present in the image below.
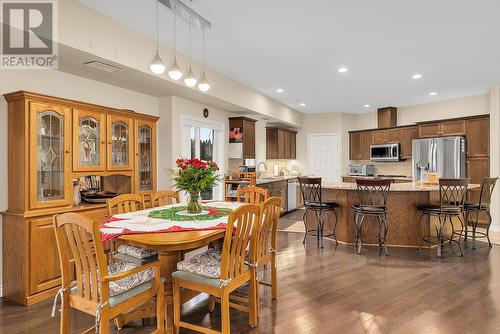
[101,141,106,144]
[65,150,70,154]
[109,141,113,144]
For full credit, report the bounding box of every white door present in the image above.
[308,134,340,182]
[181,114,225,200]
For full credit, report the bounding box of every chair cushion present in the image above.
[176,248,222,279]
[352,205,385,213]
[117,245,158,259]
[305,201,339,209]
[113,252,158,265]
[464,203,489,211]
[171,270,222,288]
[71,276,166,308]
[107,262,156,297]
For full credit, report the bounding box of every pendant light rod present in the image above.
[158,0,211,29]
[155,0,159,50]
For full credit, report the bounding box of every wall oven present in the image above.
[370,143,400,162]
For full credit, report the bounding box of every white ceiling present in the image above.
[80,0,500,114]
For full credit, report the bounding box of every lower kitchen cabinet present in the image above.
[258,180,288,214]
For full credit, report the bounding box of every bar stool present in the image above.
[461,177,498,249]
[298,177,339,248]
[352,178,392,255]
[417,178,469,258]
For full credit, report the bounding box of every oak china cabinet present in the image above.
[1,91,158,306]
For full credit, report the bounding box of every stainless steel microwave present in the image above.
[370,143,400,162]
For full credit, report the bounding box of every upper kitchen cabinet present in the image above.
[349,131,372,160]
[418,119,466,138]
[465,116,489,157]
[73,109,106,171]
[228,117,256,159]
[400,126,418,159]
[373,128,401,144]
[266,127,297,160]
[135,119,157,193]
[107,115,134,171]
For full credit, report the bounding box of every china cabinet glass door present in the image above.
[136,121,156,192]
[107,115,134,170]
[30,102,71,208]
[73,110,106,171]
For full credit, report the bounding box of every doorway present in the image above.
[308,134,340,182]
[181,114,225,200]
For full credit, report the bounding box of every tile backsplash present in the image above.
[350,160,413,177]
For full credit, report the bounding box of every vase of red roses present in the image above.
[172,158,220,214]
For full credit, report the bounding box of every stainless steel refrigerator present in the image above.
[412,136,466,181]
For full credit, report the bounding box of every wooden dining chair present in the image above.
[107,193,145,216]
[172,204,261,334]
[236,186,269,204]
[151,190,180,207]
[52,213,165,334]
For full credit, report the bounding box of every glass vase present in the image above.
[187,191,202,214]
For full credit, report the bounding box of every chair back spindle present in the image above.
[219,204,261,281]
[236,186,269,204]
[298,177,323,205]
[107,194,145,216]
[258,197,281,265]
[478,177,498,208]
[54,213,109,303]
[355,178,392,209]
[151,190,180,207]
[438,178,469,213]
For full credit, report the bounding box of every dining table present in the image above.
[99,201,242,333]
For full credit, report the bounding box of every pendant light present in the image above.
[168,1,183,80]
[184,16,197,87]
[150,0,166,74]
[198,25,210,92]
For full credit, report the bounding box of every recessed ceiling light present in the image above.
[276,88,284,93]
[429,92,438,96]
[338,67,349,73]
[299,102,306,107]
[412,73,422,79]
[363,104,371,108]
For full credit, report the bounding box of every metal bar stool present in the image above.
[298,177,339,248]
[352,178,392,255]
[461,177,498,250]
[417,178,469,257]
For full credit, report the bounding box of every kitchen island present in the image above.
[305,181,479,248]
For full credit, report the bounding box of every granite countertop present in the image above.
[343,175,413,181]
[256,175,299,185]
[322,181,480,192]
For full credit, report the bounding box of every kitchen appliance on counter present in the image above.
[412,136,466,182]
[349,164,375,176]
[370,143,400,162]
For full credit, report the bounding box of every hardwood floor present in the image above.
[2,210,500,333]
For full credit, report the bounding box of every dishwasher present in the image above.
[287,178,297,212]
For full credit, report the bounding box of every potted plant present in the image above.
[172,158,221,214]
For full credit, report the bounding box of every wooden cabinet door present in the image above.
[266,129,278,159]
[280,186,288,212]
[466,117,489,157]
[418,123,441,138]
[277,130,286,159]
[349,132,362,160]
[385,128,401,143]
[29,217,61,294]
[242,120,255,158]
[441,120,465,136]
[73,109,106,172]
[135,119,156,193]
[290,132,296,159]
[283,131,291,159]
[400,126,418,159]
[29,102,72,209]
[107,115,134,171]
[361,131,373,160]
[467,157,490,202]
[373,130,385,144]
